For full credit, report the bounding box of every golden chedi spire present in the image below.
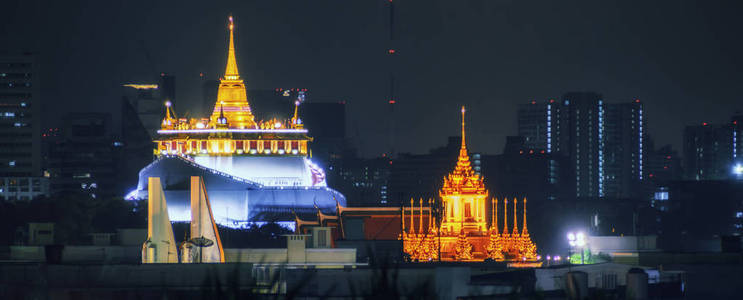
[439,106,488,234]
[210,15,257,129]
[441,106,486,195]
[225,15,239,79]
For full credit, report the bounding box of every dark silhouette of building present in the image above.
[47,113,119,198]
[120,97,155,195]
[335,156,391,207]
[158,73,175,106]
[388,137,460,205]
[683,117,741,180]
[659,180,743,250]
[0,54,48,201]
[0,54,41,178]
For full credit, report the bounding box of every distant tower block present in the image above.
[182,176,225,263]
[142,177,178,263]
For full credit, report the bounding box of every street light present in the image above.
[567,231,586,264]
[733,163,743,177]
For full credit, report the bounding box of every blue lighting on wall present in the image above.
[547,104,552,153]
[598,100,604,197]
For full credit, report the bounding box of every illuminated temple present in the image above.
[402,107,538,262]
[130,16,345,227]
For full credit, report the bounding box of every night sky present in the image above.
[2,0,742,157]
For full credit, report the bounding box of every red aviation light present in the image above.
[703,122,708,126]
[389,99,396,104]
[388,49,396,54]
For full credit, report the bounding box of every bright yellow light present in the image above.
[123,84,158,90]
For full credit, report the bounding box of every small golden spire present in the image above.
[410,198,414,234]
[292,100,301,128]
[401,201,406,233]
[522,197,529,236]
[418,198,423,234]
[493,198,498,234]
[503,199,508,235]
[224,15,239,79]
[512,198,519,236]
[428,198,433,231]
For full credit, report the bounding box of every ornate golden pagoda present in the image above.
[209,16,257,129]
[440,106,488,234]
[402,107,538,263]
[152,16,311,159]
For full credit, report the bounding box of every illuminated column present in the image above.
[185,176,225,263]
[143,177,177,263]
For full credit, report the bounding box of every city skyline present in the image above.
[2,0,742,157]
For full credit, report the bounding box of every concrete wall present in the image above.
[306,249,356,263]
[0,263,255,298]
[588,235,657,254]
[534,263,657,291]
[10,246,142,264]
[224,248,288,263]
[224,248,356,265]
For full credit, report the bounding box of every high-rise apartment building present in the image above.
[517,92,646,199]
[0,54,48,201]
[683,118,740,180]
[603,100,645,198]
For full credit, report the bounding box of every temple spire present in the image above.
[454,106,472,174]
[512,198,519,236]
[224,15,240,80]
[410,198,414,233]
[418,198,423,234]
[503,199,508,235]
[522,197,529,236]
[461,106,467,152]
[493,198,499,234]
